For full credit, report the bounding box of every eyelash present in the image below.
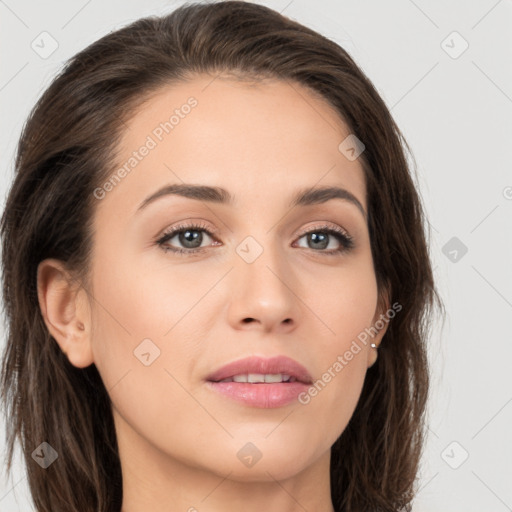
[156,221,355,257]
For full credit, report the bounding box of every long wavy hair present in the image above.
[1,2,443,511]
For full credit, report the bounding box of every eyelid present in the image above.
[157,219,217,239]
[157,219,349,239]
[295,221,350,239]
[156,219,354,255]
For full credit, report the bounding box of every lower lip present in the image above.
[205,380,311,408]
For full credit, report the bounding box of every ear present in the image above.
[37,258,94,368]
[367,283,392,368]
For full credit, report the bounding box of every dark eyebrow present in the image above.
[137,184,233,212]
[136,183,366,219]
[291,185,366,219]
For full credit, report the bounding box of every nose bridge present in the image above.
[227,228,299,328]
[235,227,287,286]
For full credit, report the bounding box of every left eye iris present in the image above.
[173,228,205,249]
[298,232,335,251]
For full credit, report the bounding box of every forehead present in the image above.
[96,74,367,218]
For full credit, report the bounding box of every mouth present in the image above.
[205,355,314,407]
[213,373,302,384]
[206,355,313,385]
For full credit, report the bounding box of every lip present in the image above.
[206,355,313,384]
[205,355,313,409]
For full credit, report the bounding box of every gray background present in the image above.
[1,1,511,511]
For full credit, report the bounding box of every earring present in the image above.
[370,343,378,349]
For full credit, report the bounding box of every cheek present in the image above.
[297,257,378,422]
[88,244,192,347]
[305,252,379,344]
[87,259,211,464]
[87,241,212,406]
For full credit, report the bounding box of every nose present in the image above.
[225,236,301,334]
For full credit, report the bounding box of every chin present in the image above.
[196,446,314,483]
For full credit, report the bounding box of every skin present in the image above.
[37,74,389,512]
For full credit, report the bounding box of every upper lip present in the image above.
[206,355,313,384]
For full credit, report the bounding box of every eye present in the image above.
[156,221,218,255]
[293,224,354,255]
[156,222,354,256]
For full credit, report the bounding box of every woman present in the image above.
[0,2,442,511]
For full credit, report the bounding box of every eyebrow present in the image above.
[136,183,367,219]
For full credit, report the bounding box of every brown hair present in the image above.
[1,2,443,511]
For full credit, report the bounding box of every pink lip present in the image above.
[206,355,313,384]
[205,355,313,409]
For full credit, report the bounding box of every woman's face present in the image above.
[84,75,388,482]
